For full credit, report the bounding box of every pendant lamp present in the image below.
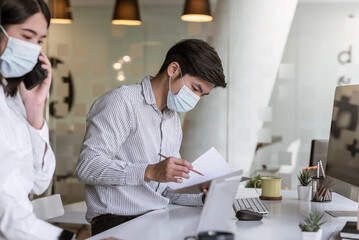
[49,0,72,24]
[181,0,213,22]
[112,0,142,26]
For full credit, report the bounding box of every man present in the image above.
[75,39,226,235]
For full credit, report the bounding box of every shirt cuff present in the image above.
[27,120,50,169]
[197,193,204,206]
[28,119,50,143]
[125,163,148,185]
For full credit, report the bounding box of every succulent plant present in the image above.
[245,174,263,188]
[299,212,326,232]
[297,169,312,186]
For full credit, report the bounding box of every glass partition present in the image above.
[47,1,210,203]
[47,0,359,201]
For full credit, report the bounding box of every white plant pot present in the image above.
[301,229,322,240]
[297,185,312,201]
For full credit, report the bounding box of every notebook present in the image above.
[339,221,359,239]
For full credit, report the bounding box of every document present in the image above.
[167,147,235,194]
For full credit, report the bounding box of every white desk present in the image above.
[87,189,358,240]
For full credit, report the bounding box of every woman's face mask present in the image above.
[167,68,200,113]
[0,25,41,78]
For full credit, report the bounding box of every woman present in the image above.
[0,0,74,239]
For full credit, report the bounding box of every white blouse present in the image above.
[0,82,62,240]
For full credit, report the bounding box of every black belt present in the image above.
[91,213,139,225]
[91,213,142,235]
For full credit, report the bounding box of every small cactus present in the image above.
[299,212,326,232]
[297,169,311,186]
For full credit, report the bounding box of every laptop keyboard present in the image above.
[233,197,269,215]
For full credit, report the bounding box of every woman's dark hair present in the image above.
[158,39,226,88]
[0,0,51,97]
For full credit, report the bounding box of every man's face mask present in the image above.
[167,68,200,113]
[0,25,41,78]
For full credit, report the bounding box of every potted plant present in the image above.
[299,212,326,240]
[297,170,312,201]
[245,174,263,188]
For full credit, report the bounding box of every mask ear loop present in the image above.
[0,25,9,38]
[179,67,185,87]
[0,26,8,62]
[168,76,172,92]
[169,65,184,93]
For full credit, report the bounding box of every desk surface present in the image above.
[87,189,358,240]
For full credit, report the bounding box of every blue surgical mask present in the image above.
[167,68,200,112]
[0,25,41,78]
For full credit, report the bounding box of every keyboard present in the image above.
[233,197,269,215]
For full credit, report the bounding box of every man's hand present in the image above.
[144,157,192,183]
[202,188,208,203]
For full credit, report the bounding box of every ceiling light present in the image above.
[123,56,131,62]
[113,63,122,70]
[49,0,73,24]
[181,0,213,23]
[112,0,142,26]
[117,75,125,81]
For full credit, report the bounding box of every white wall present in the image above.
[181,0,298,175]
[256,2,359,181]
[180,0,229,162]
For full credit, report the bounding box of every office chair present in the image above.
[309,139,328,169]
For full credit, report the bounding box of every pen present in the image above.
[158,153,204,176]
[319,160,326,178]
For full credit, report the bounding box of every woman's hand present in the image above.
[19,50,52,129]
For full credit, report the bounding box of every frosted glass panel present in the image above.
[47,2,209,203]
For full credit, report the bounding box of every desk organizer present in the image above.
[312,177,332,202]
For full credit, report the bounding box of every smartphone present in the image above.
[23,60,48,90]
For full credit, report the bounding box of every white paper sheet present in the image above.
[167,147,233,190]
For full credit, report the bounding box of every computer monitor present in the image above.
[326,85,359,217]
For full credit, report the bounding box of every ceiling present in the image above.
[70,0,359,7]
[69,0,359,7]
[301,0,359,2]
[71,0,217,6]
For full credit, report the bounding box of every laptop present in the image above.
[196,170,243,233]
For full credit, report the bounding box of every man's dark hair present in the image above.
[0,0,51,97]
[158,39,226,88]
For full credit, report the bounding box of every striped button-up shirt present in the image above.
[76,75,203,222]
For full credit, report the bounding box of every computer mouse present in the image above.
[235,210,263,221]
